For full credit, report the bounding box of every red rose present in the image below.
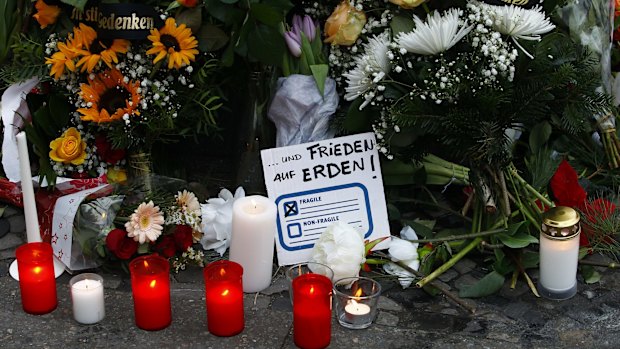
[173,225,193,252]
[154,235,177,258]
[106,228,138,260]
[177,0,199,7]
[95,135,126,164]
[549,159,587,209]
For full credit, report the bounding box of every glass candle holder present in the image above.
[129,255,171,331]
[285,262,334,305]
[15,242,57,314]
[204,260,244,337]
[70,273,105,324]
[539,206,581,300]
[293,274,332,349]
[333,277,381,329]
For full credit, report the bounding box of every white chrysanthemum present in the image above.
[343,31,391,109]
[125,201,165,244]
[480,2,555,58]
[200,187,245,256]
[176,190,201,214]
[396,8,472,55]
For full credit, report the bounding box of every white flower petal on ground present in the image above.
[343,31,391,109]
[199,187,245,256]
[125,201,165,244]
[396,8,472,55]
[311,222,365,282]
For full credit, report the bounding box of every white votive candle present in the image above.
[229,195,277,293]
[70,273,105,324]
[344,299,371,324]
[539,232,579,292]
[16,131,40,243]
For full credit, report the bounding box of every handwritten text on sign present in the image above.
[261,132,390,266]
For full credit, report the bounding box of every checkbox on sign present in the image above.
[283,201,298,217]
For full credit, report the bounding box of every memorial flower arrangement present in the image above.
[1,1,223,186]
[298,0,620,296]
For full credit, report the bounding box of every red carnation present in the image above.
[549,160,587,209]
[173,225,194,252]
[106,228,138,260]
[95,135,126,164]
[154,235,177,258]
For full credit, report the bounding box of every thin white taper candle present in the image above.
[16,131,41,243]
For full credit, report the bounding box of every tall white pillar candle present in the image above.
[70,273,105,324]
[229,195,277,293]
[16,131,41,243]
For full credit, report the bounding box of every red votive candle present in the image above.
[293,274,332,349]
[204,260,244,336]
[16,242,57,314]
[129,255,171,331]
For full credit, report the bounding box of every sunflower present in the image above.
[74,24,130,73]
[46,42,78,80]
[33,0,61,29]
[77,69,141,123]
[146,17,199,70]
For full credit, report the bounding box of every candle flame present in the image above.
[150,279,156,288]
[33,266,42,274]
[221,289,229,297]
[220,268,226,277]
[354,287,363,299]
[144,260,149,268]
[251,199,257,209]
[309,286,315,295]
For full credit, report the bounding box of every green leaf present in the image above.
[459,271,505,298]
[505,221,527,236]
[250,3,284,27]
[343,99,374,132]
[404,220,434,239]
[246,23,285,67]
[175,7,202,35]
[310,64,328,97]
[387,203,400,220]
[581,265,601,284]
[60,0,89,11]
[166,1,181,11]
[204,0,244,25]
[529,121,552,152]
[521,251,539,269]
[497,232,538,249]
[220,0,239,3]
[390,15,414,36]
[197,23,229,52]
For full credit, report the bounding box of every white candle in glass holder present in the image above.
[229,195,277,293]
[538,206,580,300]
[70,273,105,324]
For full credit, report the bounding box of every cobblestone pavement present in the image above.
[1,206,620,349]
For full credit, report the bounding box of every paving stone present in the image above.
[260,277,288,295]
[438,269,459,283]
[2,206,21,218]
[453,258,476,274]
[378,296,403,312]
[7,215,25,235]
[375,311,400,326]
[102,273,122,289]
[0,249,15,259]
[0,233,23,251]
[173,265,203,283]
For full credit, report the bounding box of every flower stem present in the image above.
[402,228,505,244]
[507,164,554,208]
[415,237,483,289]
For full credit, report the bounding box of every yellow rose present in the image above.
[49,127,87,165]
[324,1,367,46]
[389,0,426,9]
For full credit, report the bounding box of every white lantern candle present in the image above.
[70,273,105,324]
[229,195,277,293]
[539,206,580,300]
[16,131,41,243]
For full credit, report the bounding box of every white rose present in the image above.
[311,222,365,282]
[388,238,418,262]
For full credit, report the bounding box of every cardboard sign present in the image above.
[261,132,390,266]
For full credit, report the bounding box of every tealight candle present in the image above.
[204,260,244,336]
[70,273,105,324]
[539,206,581,300]
[15,242,57,314]
[293,274,332,349]
[129,255,172,330]
[334,277,381,329]
[229,195,277,293]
